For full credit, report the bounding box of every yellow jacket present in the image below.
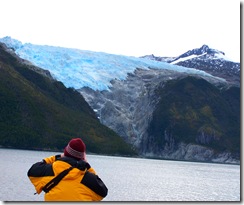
[27,155,108,201]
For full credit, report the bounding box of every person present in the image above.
[27,138,108,201]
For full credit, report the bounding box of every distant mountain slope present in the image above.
[141,45,240,86]
[0,43,137,156]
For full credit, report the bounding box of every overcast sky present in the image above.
[0,0,241,62]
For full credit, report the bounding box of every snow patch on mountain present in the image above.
[171,51,236,64]
[171,53,207,64]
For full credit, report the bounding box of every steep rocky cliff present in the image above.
[79,69,240,164]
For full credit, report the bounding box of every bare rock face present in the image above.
[80,68,198,147]
[79,67,240,164]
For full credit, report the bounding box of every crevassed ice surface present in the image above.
[0,37,223,91]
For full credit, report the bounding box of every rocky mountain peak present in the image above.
[173,44,225,61]
[141,44,239,86]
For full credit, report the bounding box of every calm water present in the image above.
[0,148,240,201]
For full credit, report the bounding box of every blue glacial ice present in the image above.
[0,36,222,91]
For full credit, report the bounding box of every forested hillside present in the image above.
[0,43,137,156]
[146,76,240,156]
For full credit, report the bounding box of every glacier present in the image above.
[0,36,225,91]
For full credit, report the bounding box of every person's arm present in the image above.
[80,169,108,200]
[28,154,61,177]
[27,155,60,194]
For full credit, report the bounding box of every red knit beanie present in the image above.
[64,138,86,160]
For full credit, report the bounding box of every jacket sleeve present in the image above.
[27,155,59,194]
[80,162,108,200]
[81,171,108,200]
[27,161,54,177]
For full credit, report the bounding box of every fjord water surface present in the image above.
[0,148,240,201]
